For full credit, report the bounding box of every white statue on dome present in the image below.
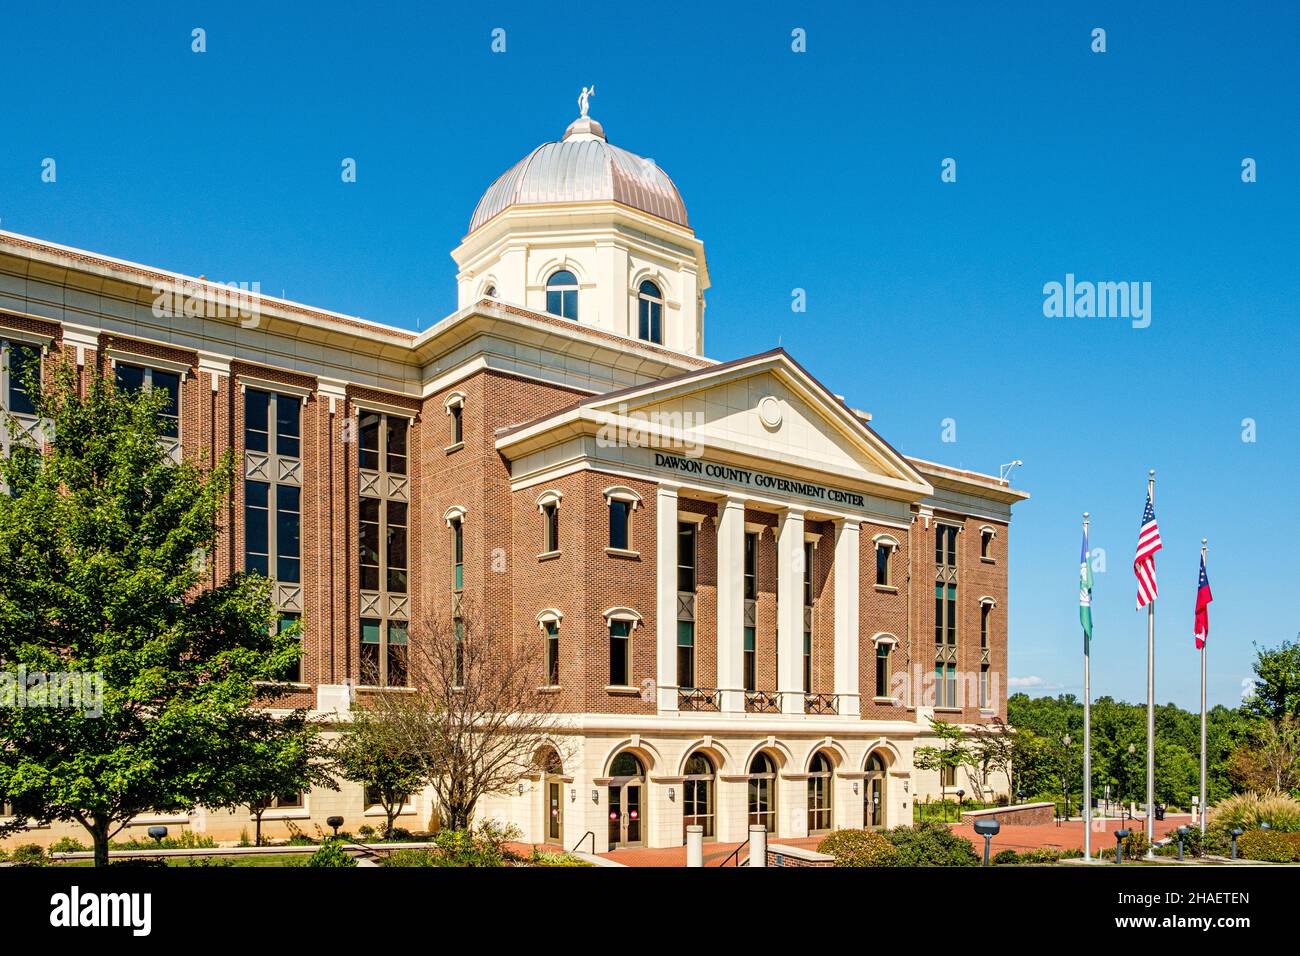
[578,85,595,118]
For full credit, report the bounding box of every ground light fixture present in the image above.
[147,826,168,844]
[1230,828,1243,859]
[1176,825,1189,861]
[1114,828,1130,865]
[1260,822,1271,831]
[973,817,1000,866]
[326,815,344,837]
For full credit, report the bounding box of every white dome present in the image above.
[468,116,690,233]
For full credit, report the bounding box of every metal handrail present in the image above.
[744,691,781,713]
[571,830,596,855]
[804,693,839,715]
[677,687,722,711]
[719,836,750,868]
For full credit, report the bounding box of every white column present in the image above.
[833,519,861,716]
[656,484,680,712]
[776,508,806,714]
[716,496,746,711]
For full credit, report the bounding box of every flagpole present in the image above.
[1200,538,1208,835]
[1146,469,1156,853]
[1083,512,1093,860]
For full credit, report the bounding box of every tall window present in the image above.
[803,541,814,694]
[682,752,715,839]
[747,753,777,833]
[875,541,894,586]
[609,619,631,686]
[450,404,463,444]
[450,516,463,592]
[608,498,631,550]
[677,620,695,689]
[743,627,756,692]
[542,501,559,553]
[807,751,834,833]
[358,410,410,687]
[546,270,579,320]
[115,362,181,440]
[980,528,994,559]
[677,522,696,593]
[3,344,38,416]
[936,524,958,567]
[637,280,663,344]
[244,390,302,585]
[278,612,302,683]
[744,532,758,600]
[935,584,957,646]
[980,603,992,708]
[544,620,560,686]
[876,642,891,698]
[360,618,407,687]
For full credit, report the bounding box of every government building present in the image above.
[0,104,1026,853]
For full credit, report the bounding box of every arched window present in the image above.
[747,752,777,833]
[483,285,497,299]
[807,750,834,833]
[546,270,579,320]
[682,752,715,840]
[637,280,663,344]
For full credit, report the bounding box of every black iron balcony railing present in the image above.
[803,693,839,715]
[677,687,722,712]
[744,691,782,714]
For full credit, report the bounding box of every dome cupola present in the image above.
[451,92,709,357]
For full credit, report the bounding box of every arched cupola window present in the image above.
[546,270,579,320]
[637,280,663,344]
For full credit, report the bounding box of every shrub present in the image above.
[1209,791,1300,833]
[8,844,46,866]
[1018,847,1065,865]
[885,821,979,866]
[108,858,169,868]
[387,827,415,842]
[307,838,357,867]
[1157,826,1228,858]
[49,837,89,854]
[381,849,437,867]
[816,829,898,867]
[356,825,376,840]
[111,831,215,850]
[992,849,1020,865]
[1236,828,1299,863]
[526,848,593,867]
[431,821,521,867]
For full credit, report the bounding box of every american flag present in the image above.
[1134,492,1162,608]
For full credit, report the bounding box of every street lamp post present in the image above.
[1062,735,1072,820]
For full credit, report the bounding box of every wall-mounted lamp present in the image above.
[570,788,577,803]
[852,781,859,795]
[903,780,910,794]
[591,789,599,804]
[517,782,526,795]
[668,787,675,801]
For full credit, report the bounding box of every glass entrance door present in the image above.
[606,752,647,849]
[546,780,563,844]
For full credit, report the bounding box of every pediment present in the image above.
[583,352,930,498]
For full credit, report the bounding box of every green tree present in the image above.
[914,717,975,792]
[334,700,428,838]
[0,362,303,865]
[1246,638,1300,720]
[218,705,339,846]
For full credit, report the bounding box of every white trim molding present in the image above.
[444,390,466,412]
[536,489,563,512]
[602,606,642,629]
[602,485,642,509]
[237,373,313,401]
[105,347,192,380]
[535,608,563,628]
[872,632,899,646]
[443,504,468,526]
[352,395,418,419]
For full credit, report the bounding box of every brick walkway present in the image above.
[599,835,824,867]
[948,813,1195,854]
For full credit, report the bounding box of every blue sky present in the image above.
[1,2,1296,708]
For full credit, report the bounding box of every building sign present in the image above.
[653,453,867,509]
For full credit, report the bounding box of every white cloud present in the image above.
[1009,675,1051,689]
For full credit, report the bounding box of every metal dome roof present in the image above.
[468,116,689,233]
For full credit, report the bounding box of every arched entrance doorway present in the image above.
[538,748,564,846]
[682,751,716,841]
[864,751,888,830]
[807,750,835,835]
[607,752,646,849]
[747,752,778,833]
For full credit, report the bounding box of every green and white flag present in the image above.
[1079,525,1093,639]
